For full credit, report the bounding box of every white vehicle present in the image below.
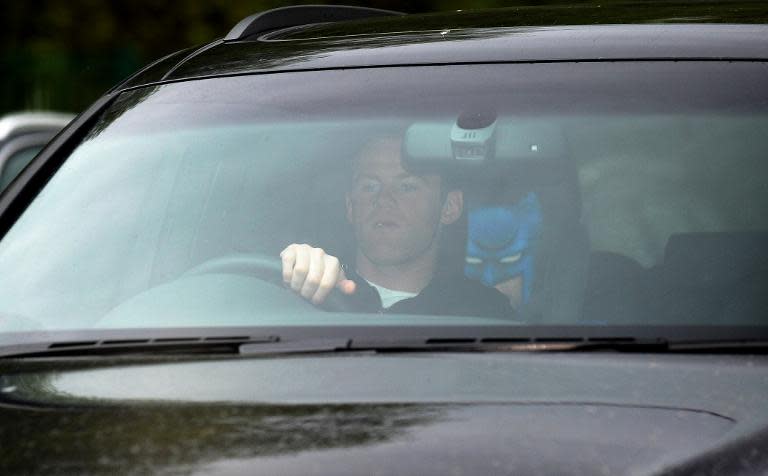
[0,111,74,191]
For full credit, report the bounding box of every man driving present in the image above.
[280,134,512,317]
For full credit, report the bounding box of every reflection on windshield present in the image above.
[0,63,766,332]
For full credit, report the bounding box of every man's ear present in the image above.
[345,193,354,224]
[440,190,463,225]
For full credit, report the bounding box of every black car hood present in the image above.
[1,352,767,475]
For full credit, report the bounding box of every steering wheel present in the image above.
[182,253,355,312]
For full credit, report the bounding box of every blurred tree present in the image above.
[1,0,766,114]
[1,0,460,114]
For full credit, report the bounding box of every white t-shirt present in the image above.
[365,280,418,309]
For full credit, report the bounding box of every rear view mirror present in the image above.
[404,118,568,164]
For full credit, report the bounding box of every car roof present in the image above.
[118,6,768,90]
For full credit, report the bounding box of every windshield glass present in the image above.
[0,62,767,333]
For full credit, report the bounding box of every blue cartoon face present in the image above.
[465,193,542,303]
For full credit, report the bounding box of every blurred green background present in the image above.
[2,0,767,116]
[1,0,439,115]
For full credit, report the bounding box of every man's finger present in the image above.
[312,255,343,304]
[300,247,326,299]
[338,279,357,295]
[280,245,297,284]
[290,245,311,291]
[334,266,356,295]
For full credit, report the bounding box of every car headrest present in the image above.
[663,232,768,287]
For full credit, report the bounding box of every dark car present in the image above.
[0,112,73,191]
[1,4,768,475]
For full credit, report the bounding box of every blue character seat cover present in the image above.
[465,192,542,303]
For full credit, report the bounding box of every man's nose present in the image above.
[373,185,397,207]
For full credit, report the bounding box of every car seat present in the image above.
[649,231,768,324]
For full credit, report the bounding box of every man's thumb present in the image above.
[338,279,356,295]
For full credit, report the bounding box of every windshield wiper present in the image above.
[246,338,674,356]
[238,336,674,355]
[340,337,672,354]
[0,335,278,359]
[344,337,768,354]
[0,335,655,358]
[3,332,768,359]
[664,340,768,353]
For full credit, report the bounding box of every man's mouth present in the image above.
[373,220,399,228]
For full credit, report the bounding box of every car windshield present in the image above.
[0,62,767,333]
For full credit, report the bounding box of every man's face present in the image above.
[346,137,461,266]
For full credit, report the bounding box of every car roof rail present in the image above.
[224,4,405,41]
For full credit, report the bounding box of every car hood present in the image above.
[1,352,767,475]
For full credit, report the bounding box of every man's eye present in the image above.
[465,257,483,265]
[399,181,420,192]
[500,253,522,264]
[359,181,381,193]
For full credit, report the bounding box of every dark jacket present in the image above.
[342,269,514,319]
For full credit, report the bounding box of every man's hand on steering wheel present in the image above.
[280,244,357,305]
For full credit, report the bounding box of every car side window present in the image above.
[0,145,42,190]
